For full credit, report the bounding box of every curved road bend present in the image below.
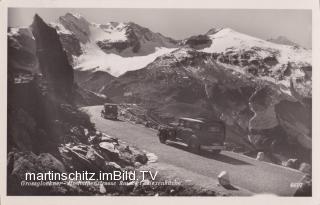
[82,106,305,196]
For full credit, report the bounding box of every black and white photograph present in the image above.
[4,3,315,199]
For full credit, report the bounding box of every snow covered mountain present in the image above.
[49,13,178,76]
[8,14,312,107]
[9,13,311,81]
[8,14,312,100]
[181,28,311,98]
[201,28,310,66]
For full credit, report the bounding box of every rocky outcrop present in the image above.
[31,14,74,100]
[7,24,100,193]
[8,15,106,107]
[58,32,82,64]
[212,51,279,77]
[8,27,39,79]
[7,126,154,195]
[58,13,91,44]
[218,171,231,187]
[9,152,66,178]
[96,22,178,57]
[7,151,66,195]
[282,158,300,169]
[183,35,212,49]
[247,86,287,151]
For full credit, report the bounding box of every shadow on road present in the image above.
[166,142,252,166]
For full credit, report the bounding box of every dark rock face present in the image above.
[96,23,140,53]
[211,49,280,78]
[48,22,83,65]
[183,35,212,49]
[58,33,82,64]
[8,24,105,106]
[7,27,39,79]
[7,75,99,195]
[205,28,222,35]
[97,40,134,53]
[31,14,74,100]
[96,22,178,57]
[58,13,91,44]
[74,70,115,93]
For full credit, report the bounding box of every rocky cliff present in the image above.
[31,14,74,101]
[8,18,107,106]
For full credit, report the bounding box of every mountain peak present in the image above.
[65,12,84,19]
[32,14,46,28]
[106,21,125,28]
[205,27,223,35]
[60,12,89,24]
[220,27,234,32]
[31,14,74,99]
[58,13,91,43]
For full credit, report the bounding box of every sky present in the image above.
[8,8,312,48]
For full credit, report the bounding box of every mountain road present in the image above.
[82,105,305,196]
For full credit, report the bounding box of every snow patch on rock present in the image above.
[90,22,127,42]
[74,42,176,76]
[49,22,72,35]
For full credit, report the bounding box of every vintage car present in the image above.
[101,103,118,120]
[157,117,226,154]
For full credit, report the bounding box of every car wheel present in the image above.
[188,136,200,153]
[212,149,221,155]
[159,134,167,144]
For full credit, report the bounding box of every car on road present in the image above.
[157,117,226,154]
[101,103,118,120]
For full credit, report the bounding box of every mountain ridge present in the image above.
[267,35,301,47]
[8,13,311,78]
